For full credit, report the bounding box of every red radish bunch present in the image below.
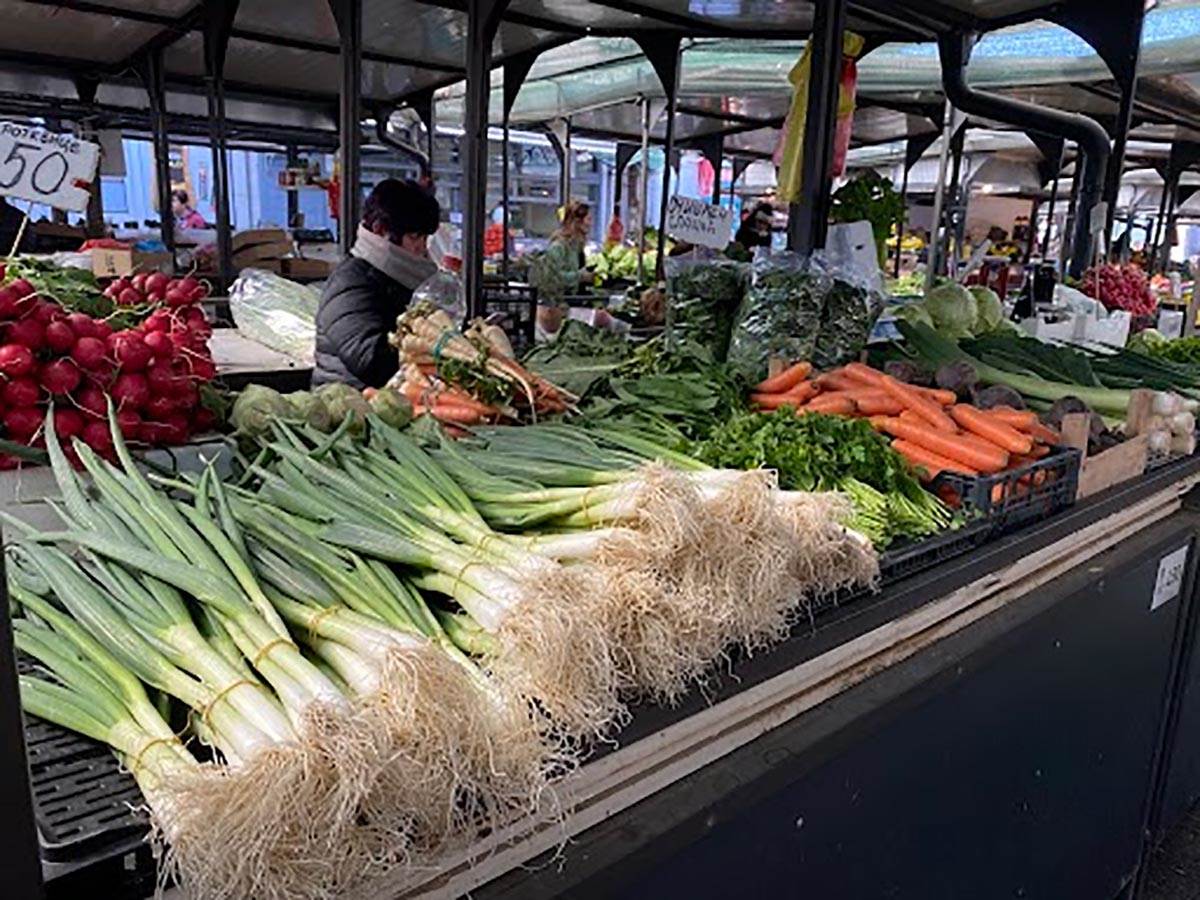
[0,267,217,467]
[1081,263,1157,317]
[102,271,209,309]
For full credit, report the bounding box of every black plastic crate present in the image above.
[480,282,537,356]
[18,654,148,865]
[930,446,1082,536]
[879,518,994,583]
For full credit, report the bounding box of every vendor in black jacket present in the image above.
[313,179,440,388]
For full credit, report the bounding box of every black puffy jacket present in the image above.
[312,256,411,389]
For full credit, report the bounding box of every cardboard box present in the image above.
[232,240,295,270]
[91,248,174,277]
[281,257,333,279]
[232,228,289,252]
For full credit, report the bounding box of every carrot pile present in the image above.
[391,363,509,427]
[751,360,1062,493]
[389,305,576,421]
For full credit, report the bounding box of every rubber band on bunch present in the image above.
[199,679,259,729]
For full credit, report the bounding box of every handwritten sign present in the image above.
[666,196,735,249]
[0,122,99,212]
[1152,545,1189,611]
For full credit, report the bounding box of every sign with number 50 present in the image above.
[0,122,100,212]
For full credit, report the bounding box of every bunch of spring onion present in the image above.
[10,407,547,899]
[418,420,880,701]
[245,418,625,739]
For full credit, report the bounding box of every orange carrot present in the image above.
[416,404,483,424]
[987,406,1039,430]
[855,393,905,416]
[949,405,1034,455]
[879,375,958,432]
[873,416,1010,473]
[892,439,979,480]
[814,371,861,392]
[756,360,812,393]
[1027,421,1062,445]
[802,394,856,416]
[917,386,958,406]
[751,384,816,409]
[843,362,887,387]
[898,408,926,425]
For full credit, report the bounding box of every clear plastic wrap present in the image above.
[727,250,885,381]
[728,252,828,382]
[410,269,466,325]
[808,251,886,371]
[228,268,320,366]
[665,255,748,361]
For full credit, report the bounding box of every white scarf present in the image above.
[350,224,437,289]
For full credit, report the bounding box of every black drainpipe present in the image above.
[939,32,1109,278]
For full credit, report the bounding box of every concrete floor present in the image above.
[1143,805,1200,900]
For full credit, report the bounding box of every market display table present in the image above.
[210,327,312,393]
[367,458,1200,900]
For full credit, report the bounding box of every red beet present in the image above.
[108,331,153,372]
[39,358,82,395]
[44,320,75,353]
[6,318,44,351]
[75,385,108,418]
[4,405,43,437]
[52,407,85,440]
[111,373,150,410]
[65,312,97,339]
[2,377,38,408]
[70,336,108,371]
[0,344,35,377]
[81,420,114,453]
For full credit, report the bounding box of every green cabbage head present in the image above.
[925,282,978,338]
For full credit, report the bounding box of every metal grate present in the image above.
[18,654,147,862]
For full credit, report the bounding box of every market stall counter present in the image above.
[377,455,1200,900]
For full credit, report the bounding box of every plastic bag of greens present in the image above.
[229,269,320,365]
[665,255,748,362]
[808,251,886,370]
[728,251,830,382]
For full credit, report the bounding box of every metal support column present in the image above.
[139,49,175,253]
[286,146,301,227]
[938,31,1109,280]
[562,119,572,203]
[331,0,363,256]
[893,163,909,279]
[500,51,538,281]
[637,98,651,285]
[1061,162,1082,276]
[787,0,847,253]
[634,35,682,282]
[202,0,240,290]
[925,101,957,292]
[941,124,966,279]
[462,0,510,317]
[0,546,42,899]
[1041,170,1062,258]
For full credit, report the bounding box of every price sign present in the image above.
[0,122,99,212]
[1151,545,1189,611]
[666,196,735,250]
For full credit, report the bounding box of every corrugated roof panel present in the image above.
[92,0,199,14]
[0,1,168,65]
[233,0,338,44]
[508,0,654,31]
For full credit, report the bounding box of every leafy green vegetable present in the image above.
[728,257,826,382]
[4,258,143,329]
[829,171,905,264]
[968,285,1004,333]
[694,410,950,546]
[811,278,884,370]
[665,259,748,362]
[925,282,978,338]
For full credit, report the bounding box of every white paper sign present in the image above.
[666,196,734,249]
[1151,545,1189,611]
[0,122,100,212]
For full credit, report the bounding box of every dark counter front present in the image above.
[478,461,1200,900]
